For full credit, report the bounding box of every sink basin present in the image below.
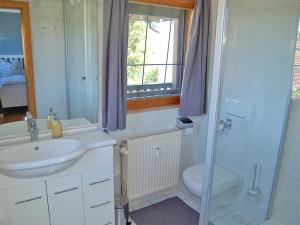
[0,139,85,178]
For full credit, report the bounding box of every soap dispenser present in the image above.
[51,113,63,138]
[47,108,54,130]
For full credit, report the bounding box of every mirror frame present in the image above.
[0,1,37,118]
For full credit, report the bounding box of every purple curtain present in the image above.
[179,0,210,116]
[102,0,129,131]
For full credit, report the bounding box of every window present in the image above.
[127,3,188,110]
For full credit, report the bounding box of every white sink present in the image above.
[0,139,85,178]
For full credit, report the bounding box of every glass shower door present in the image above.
[65,0,98,123]
[202,0,300,225]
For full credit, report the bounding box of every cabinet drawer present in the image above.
[0,190,9,225]
[46,173,84,225]
[5,182,50,225]
[86,192,114,212]
[46,173,82,195]
[84,193,114,225]
[84,146,113,168]
[85,212,114,225]
[83,167,113,195]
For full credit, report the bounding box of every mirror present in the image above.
[0,0,99,137]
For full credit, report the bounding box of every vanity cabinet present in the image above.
[5,182,50,225]
[1,145,115,225]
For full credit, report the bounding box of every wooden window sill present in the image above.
[127,95,180,112]
[130,0,195,10]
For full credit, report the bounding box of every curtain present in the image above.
[176,10,186,91]
[179,0,210,116]
[102,0,129,131]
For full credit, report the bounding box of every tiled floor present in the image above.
[210,208,284,225]
[260,220,283,225]
[129,185,201,225]
[209,205,254,225]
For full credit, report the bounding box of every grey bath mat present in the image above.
[130,197,214,225]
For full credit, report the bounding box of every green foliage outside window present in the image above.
[127,17,159,85]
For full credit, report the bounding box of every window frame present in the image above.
[127,0,193,111]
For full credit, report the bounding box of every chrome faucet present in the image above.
[29,119,39,142]
[25,111,33,132]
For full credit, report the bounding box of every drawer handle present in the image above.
[54,187,78,195]
[90,200,111,209]
[15,196,42,205]
[89,178,111,186]
[103,223,112,225]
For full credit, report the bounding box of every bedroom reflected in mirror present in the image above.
[0,54,27,124]
[0,3,36,125]
[0,10,27,124]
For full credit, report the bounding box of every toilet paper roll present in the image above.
[120,147,128,155]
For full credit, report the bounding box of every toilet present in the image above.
[183,163,243,207]
[183,164,204,197]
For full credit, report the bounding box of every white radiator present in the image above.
[126,130,182,200]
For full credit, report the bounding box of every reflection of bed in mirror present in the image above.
[0,56,27,110]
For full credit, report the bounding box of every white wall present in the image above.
[213,0,300,224]
[271,99,300,225]
[29,0,68,119]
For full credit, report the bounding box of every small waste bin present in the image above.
[115,195,131,225]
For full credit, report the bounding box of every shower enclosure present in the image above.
[201,0,300,225]
[64,0,99,123]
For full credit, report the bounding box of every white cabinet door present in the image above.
[46,173,84,225]
[0,190,9,225]
[5,182,50,225]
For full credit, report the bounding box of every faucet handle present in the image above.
[25,112,33,123]
[25,111,32,120]
[25,112,34,132]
